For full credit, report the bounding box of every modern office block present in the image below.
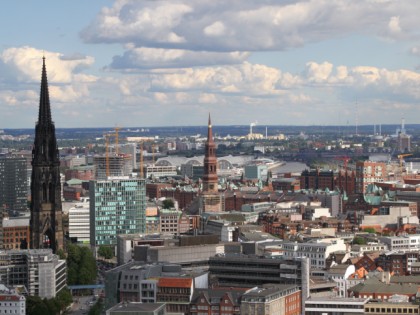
[0,156,28,212]
[90,178,146,250]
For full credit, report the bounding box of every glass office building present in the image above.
[89,178,146,248]
[0,156,28,212]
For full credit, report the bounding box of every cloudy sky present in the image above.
[1,0,420,128]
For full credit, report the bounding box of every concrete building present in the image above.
[0,249,66,298]
[281,238,347,269]
[117,234,220,265]
[106,302,166,315]
[93,155,133,180]
[379,234,420,251]
[159,209,189,236]
[134,242,225,266]
[144,165,177,179]
[208,255,310,304]
[104,261,207,310]
[244,164,268,180]
[360,205,419,230]
[68,198,90,244]
[90,178,146,251]
[0,156,28,212]
[398,132,411,152]
[304,205,331,220]
[180,163,204,181]
[364,300,420,315]
[326,264,355,297]
[305,297,369,315]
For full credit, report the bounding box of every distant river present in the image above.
[271,161,308,174]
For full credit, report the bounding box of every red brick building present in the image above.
[3,217,30,249]
[157,277,193,314]
[160,187,198,210]
[300,169,335,191]
[376,252,420,276]
[64,166,94,181]
[190,288,244,315]
[146,183,173,200]
[224,191,284,212]
[355,161,386,194]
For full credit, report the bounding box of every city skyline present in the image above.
[1,1,420,128]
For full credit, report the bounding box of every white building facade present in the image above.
[282,238,347,269]
[68,197,90,243]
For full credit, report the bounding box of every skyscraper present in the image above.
[0,156,28,212]
[30,58,64,253]
[201,114,222,212]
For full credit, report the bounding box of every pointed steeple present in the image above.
[207,113,213,142]
[38,56,52,126]
[30,57,64,254]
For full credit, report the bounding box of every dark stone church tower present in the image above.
[30,57,64,253]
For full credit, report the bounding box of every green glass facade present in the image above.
[89,178,146,247]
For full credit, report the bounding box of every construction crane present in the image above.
[114,126,121,155]
[397,153,413,175]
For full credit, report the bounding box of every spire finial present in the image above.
[207,113,213,142]
[38,57,52,126]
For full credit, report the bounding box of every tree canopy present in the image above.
[67,242,97,285]
[98,245,114,260]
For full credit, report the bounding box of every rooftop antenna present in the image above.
[374,124,376,135]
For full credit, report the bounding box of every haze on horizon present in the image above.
[1,1,420,129]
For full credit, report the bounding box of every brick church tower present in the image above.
[201,114,222,212]
[30,57,64,253]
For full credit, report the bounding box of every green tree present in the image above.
[26,296,50,315]
[353,236,367,245]
[98,245,114,260]
[162,199,174,209]
[56,248,66,260]
[55,288,73,312]
[44,298,58,315]
[88,299,103,315]
[66,243,97,285]
[363,227,376,234]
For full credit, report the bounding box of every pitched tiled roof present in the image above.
[158,277,192,288]
[0,295,21,301]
